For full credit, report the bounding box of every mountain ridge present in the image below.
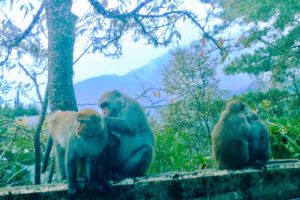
[74,51,252,108]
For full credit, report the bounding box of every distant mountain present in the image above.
[74,53,170,108]
[74,51,252,109]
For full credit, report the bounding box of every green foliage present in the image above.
[235,90,300,159]
[162,40,226,149]
[215,0,299,27]
[268,116,300,159]
[0,115,34,186]
[0,104,39,119]
[148,126,213,175]
[0,103,47,186]
[209,0,300,160]
[212,0,300,100]
[237,89,298,119]
[157,40,227,173]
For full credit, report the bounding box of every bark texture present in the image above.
[45,0,78,112]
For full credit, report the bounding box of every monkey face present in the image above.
[102,107,110,116]
[76,112,104,138]
[99,102,121,117]
[99,102,110,116]
[99,90,124,117]
[75,120,91,138]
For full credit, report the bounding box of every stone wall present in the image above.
[0,161,299,200]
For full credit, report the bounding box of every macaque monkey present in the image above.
[211,100,250,170]
[47,109,108,197]
[247,114,270,168]
[246,114,299,167]
[98,90,155,180]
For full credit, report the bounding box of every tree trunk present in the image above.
[47,157,56,183]
[34,86,48,185]
[45,0,78,112]
[43,0,78,182]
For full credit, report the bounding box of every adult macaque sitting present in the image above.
[98,90,155,180]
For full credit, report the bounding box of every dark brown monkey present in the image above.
[211,100,250,170]
[47,109,108,197]
[247,114,270,168]
[98,90,155,180]
[247,114,299,167]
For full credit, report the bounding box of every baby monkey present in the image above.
[47,109,108,197]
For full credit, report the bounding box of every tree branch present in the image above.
[0,49,11,66]
[0,1,45,67]
[9,0,45,48]
[87,0,223,51]
[34,86,48,185]
[139,11,223,50]
[73,43,93,65]
[18,62,43,105]
[87,0,154,21]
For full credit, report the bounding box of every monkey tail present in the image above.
[41,136,53,173]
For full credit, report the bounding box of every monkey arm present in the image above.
[66,150,78,196]
[104,117,135,136]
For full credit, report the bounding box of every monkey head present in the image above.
[98,90,124,117]
[75,109,105,138]
[226,100,246,113]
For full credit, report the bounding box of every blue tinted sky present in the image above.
[72,0,209,82]
[1,0,223,103]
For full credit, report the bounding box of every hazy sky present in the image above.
[1,0,209,81]
[73,23,200,82]
[71,0,208,82]
[1,0,219,103]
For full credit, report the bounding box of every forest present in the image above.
[0,0,299,189]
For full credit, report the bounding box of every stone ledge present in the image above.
[1,161,300,200]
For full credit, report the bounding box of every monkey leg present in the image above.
[120,145,153,179]
[54,144,66,180]
[85,157,99,185]
[41,136,53,173]
[84,157,116,197]
[66,152,79,197]
[76,158,87,183]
